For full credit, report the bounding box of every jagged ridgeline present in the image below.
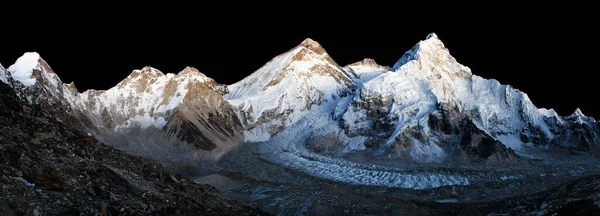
[1,33,598,167]
[0,71,265,215]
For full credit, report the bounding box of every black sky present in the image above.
[1,5,598,118]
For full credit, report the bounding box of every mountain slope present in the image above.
[1,33,598,167]
[80,66,244,162]
[342,33,598,162]
[343,58,390,84]
[1,55,243,164]
[0,81,265,215]
[225,38,357,142]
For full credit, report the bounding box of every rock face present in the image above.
[1,57,244,164]
[79,66,244,162]
[340,33,599,162]
[0,81,265,215]
[1,33,599,166]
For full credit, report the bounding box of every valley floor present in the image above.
[188,142,600,215]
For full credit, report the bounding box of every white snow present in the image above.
[81,66,211,131]
[568,107,594,124]
[409,139,446,163]
[344,58,389,84]
[343,69,442,160]
[0,64,9,84]
[496,135,524,151]
[7,52,41,86]
[225,39,355,142]
[225,48,300,100]
[354,69,384,83]
[131,114,167,129]
[539,108,560,118]
[574,108,585,117]
[358,32,562,152]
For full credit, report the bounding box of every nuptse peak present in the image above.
[0,32,598,166]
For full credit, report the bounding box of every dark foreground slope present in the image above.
[423,173,600,215]
[0,83,265,215]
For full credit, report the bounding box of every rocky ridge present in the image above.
[0,80,265,215]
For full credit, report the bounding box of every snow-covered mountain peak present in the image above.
[392,32,462,74]
[564,107,596,125]
[539,108,560,118]
[227,37,351,99]
[298,38,326,54]
[426,32,438,40]
[131,66,164,78]
[289,38,340,66]
[346,58,385,68]
[177,66,210,81]
[346,58,389,72]
[180,66,200,74]
[224,38,356,142]
[5,51,68,92]
[344,58,390,83]
[7,52,43,86]
[573,108,585,117]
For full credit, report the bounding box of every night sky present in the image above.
[1,5,598,118]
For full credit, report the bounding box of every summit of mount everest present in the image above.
[1,32,598,166]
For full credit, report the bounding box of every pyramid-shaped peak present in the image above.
[567,107,596,124]
[178,66,209,79]
[300,38,319,46]
[426,32,438,40]
[181,66,200,74]
[298,38,326,55]
[573,108,585,117]
[392,32,451,71]
[421,32,445,47]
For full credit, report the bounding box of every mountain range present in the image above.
[1,32,598,169]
